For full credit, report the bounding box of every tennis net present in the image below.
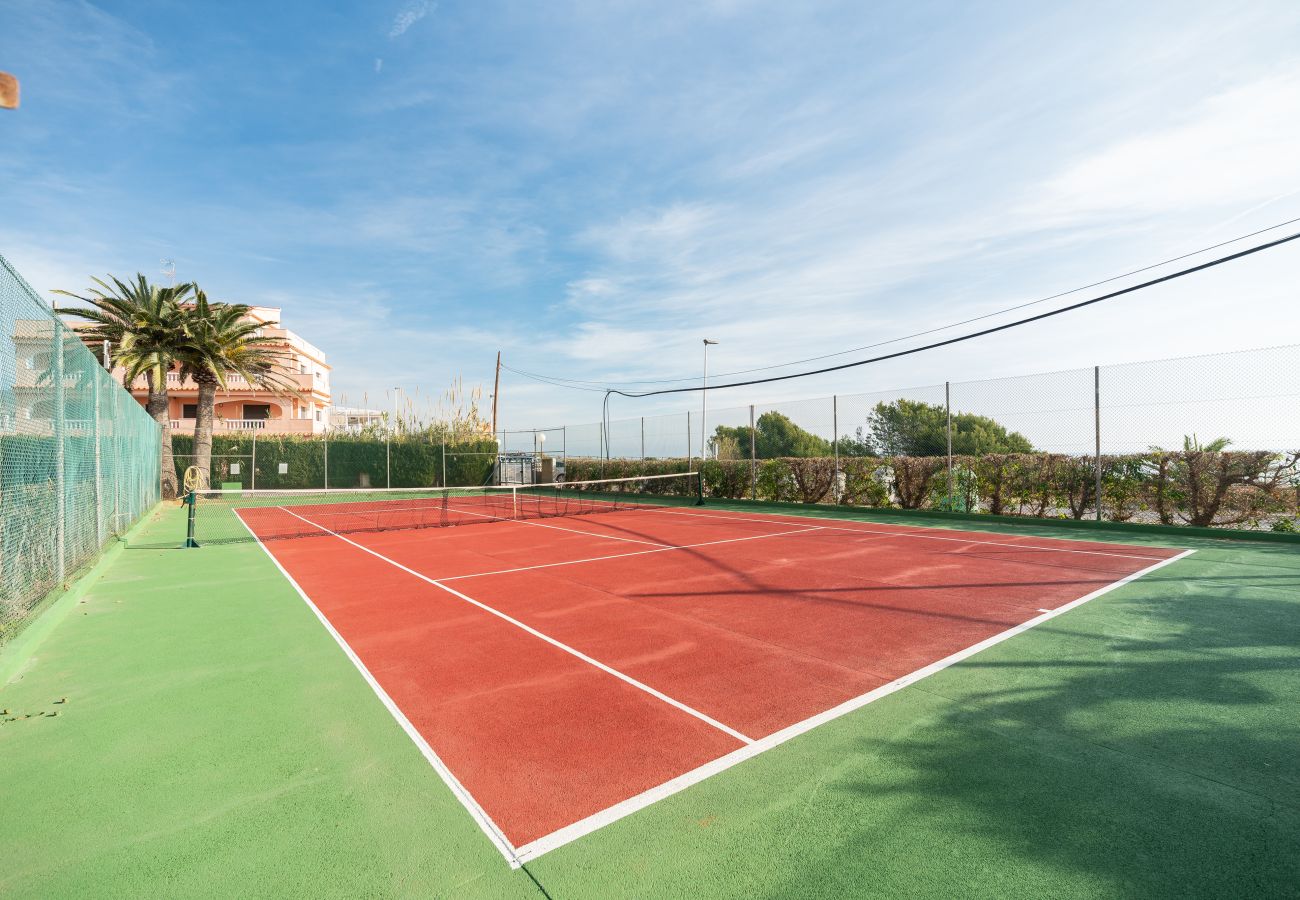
[184,471,701,545]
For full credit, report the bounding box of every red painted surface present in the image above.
[243,503,1182,848]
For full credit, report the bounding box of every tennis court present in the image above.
[204,477,1190,865]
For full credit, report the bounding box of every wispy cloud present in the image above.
[388,1,436,39]
[5,1,1300,430]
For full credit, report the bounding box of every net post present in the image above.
[695,470,705,506]
[184,489,199,548]
[945,381,953,509]
[1094,365,1102,522]
[749,404,756,501]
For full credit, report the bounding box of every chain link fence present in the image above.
[0,254,162,644]
[560,344,1300,531]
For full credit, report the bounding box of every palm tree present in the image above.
[54,275,194,499]
[173,290,296,486]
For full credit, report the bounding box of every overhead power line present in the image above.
[506,215,1300,391]
[607,229,1300,399]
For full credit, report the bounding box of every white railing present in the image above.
[222,419,267,430]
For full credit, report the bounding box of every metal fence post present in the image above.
[686,410,692,464]
[832,395,839,504]
[441,438,447,487]
[251,430,257,490]
[386,425,391,489]
[1094,365,1102,522]
[749,404,757,500]
[93,355,104,546]
[641,417,645,461]
[53,318,66,583]
[945,381,953,507]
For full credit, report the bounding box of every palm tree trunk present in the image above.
[194,377,218,489]
[146,370,178,499]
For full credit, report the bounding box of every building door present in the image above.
[243,404,271,420]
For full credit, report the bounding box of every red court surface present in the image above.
[238,502,1189,865]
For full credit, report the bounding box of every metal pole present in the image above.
[945,381,953,508]
[701,343,708,460]
[701,339,718,460]
[640,417,645,461]
[251,430,257,490]
[832,395,839,504]
[53,318,66,582]
[93,353,104,546]
[749,404,757,500]
[686,410,691,464]
[323,428,329,490]
[441,438,447,487]
[1094,365,1102,522]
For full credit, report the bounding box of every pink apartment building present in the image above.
[98,306,333,435]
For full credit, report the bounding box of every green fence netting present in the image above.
[0,253,161,645]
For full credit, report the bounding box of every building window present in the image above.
[182,403,198,419]
[315,410,322,421]
[243,404,271,420]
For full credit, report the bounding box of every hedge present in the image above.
[172,434,498,490]
[565,450,1300,531]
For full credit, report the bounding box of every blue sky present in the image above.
[3,0,1300,433]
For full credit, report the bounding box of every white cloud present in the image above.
[1031,71,1300,225]
[389,1,436,39]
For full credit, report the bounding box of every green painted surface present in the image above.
[0,505,535,899]
[3,501,1298,897]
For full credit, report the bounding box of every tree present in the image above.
[860,399,1033,456]
[54,275,194,499]
[172,290,295,487]
[712,411,832,459]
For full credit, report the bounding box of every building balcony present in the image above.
[168,417,325,435]
[123,370,326,395]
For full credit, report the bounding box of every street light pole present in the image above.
[701,339,718,461]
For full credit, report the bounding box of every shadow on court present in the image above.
[756,552,1300,897]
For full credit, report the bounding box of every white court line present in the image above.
[449,504,672,547]
[276,506,756,746]
[651,506,1177,562]
[511,547,1197,863]
[438,525,826,582]
[231,510,525,869]
[243,501,1195,867]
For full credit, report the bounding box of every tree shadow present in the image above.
[760,560,1300,897]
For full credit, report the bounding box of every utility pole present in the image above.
[491,351,501,435]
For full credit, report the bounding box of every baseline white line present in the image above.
[511,547,1198,863]
[653,506,1178,562]
[276,506,757,746]
[438,525,826,583]
[232,510,524,869]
